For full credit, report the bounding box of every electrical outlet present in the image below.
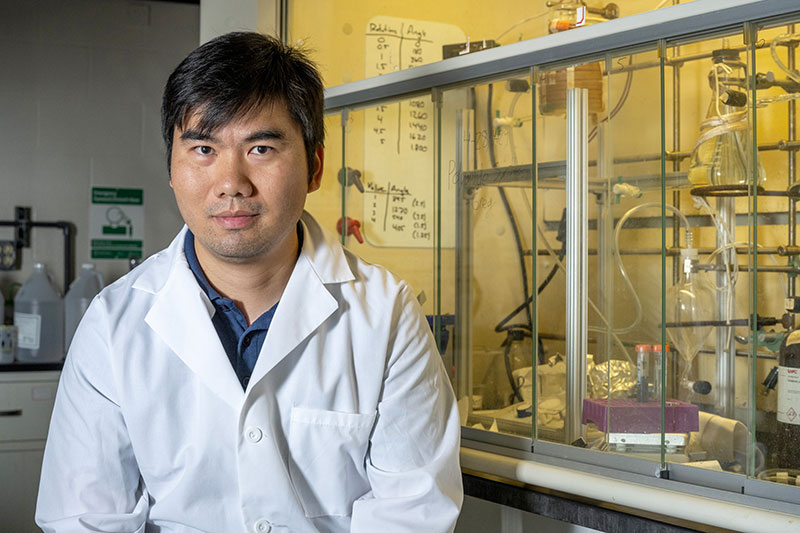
[0,241,18,270]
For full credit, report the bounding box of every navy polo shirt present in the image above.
[184,230,290,389]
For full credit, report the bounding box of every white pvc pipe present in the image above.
[461,448,799,532]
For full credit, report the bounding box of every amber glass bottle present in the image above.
[776,330,800,468]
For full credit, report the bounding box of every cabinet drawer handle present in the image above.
[0,409,22,417]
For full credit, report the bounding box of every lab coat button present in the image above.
[246,426,263,443]
[254,519,271,532]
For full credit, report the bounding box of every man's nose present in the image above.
[213,152,254,198]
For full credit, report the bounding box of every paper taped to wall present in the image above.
[363,16,464,248]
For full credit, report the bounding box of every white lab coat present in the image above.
[36,212,463,533]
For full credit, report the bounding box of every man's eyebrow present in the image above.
[244,129,286,143]
[179,129,218,143]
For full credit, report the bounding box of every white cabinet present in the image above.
[0,370,60,533]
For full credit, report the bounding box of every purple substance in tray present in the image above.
[582,398,699,433]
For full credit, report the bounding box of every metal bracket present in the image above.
[15,206,31,248]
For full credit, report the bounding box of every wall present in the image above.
[0,0,199,302]
[201,0,280,44]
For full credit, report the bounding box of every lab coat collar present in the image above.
[246,212,351,389]
[141,227,245,410]
[297,211,355,285]
[135,212,354,407]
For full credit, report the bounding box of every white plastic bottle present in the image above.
[14,263,64,363]
[64,263,105,350]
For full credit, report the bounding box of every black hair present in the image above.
[161,32,325,180]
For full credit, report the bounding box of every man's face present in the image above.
[169,101,323,266]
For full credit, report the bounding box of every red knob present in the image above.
[336,217,364,244]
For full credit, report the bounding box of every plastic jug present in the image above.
[65,263,105,350]
[14,263,64,363]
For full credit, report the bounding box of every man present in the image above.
[36,32,462,532]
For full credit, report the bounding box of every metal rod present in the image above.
[756,140,800,152]
[537,333,778,360]
[716,198,736,419]
[598,118,613,364]
[531,246,787,256]
[566,87,588,444]
[788,23,797,329]
[604,35,799,76]
[672,41,682,406]
[666,319,770,328]
[697,264,799,274]
[278,0,289,44]
[0,219,75,292]
[454,110,472,403]
[610,140,800,165]
[538,211,795,230]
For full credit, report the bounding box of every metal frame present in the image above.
[324,0,800,111]
[463,439,800,517]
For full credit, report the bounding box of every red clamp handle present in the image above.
[336,217,363,244]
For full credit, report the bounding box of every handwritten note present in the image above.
[363,16,464,247]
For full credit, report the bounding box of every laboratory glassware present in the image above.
[665,248,715,366]
[688,48,766,188]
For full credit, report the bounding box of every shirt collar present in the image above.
[184,230,223,302]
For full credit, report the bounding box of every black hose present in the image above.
[494,208,566,368]
[488,83,536,399]
[487,84,533,329]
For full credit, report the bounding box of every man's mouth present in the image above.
[213,211,258,229]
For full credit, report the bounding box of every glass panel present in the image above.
[533,54,606,446]
[752,17,800,488]
[576,47,668,461]
[443,71,535,438]
[317,96,443,371]
[290,0,685,86]
[660,28,764,480]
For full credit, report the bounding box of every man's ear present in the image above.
[308,146,324,193]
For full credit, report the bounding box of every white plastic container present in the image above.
[0,324,16,363]
[64,263,104,350]
[14,263,64,363]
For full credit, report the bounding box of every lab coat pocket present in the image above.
[288,406,376,518]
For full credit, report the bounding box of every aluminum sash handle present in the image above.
[566,87,589,444]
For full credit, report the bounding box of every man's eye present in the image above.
[250,146,273,155]
[193,146,213,155]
